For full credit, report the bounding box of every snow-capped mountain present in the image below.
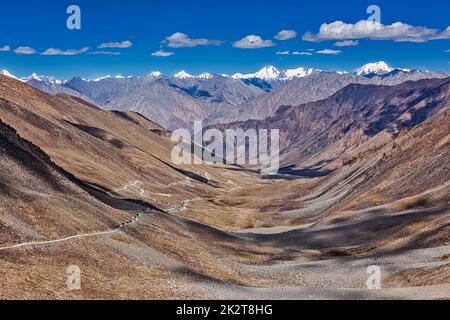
[148,71,163,78]
[1,70,18,79]
[232,66,318,81]
[174,70,194,79]
[173,71,221,80]
[357,61,394,76]
[21,73,66,84]
[14,62,447,129]
[92,75,128,82]
[356,61,444,80]
[232,66,280,81]
[281,67,317,80]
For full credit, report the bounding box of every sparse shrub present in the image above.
[343,157,357,166]
[391,195,430,211]
[111,233,132,244]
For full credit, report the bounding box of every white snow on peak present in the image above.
[232,66,316,81]
[231,73,246,79]
[232,66,280,80]
[357,61,394,76]
[90,75,125,81]
[0,70,18,80]
[21,73,65,84]
[93,75,112,82]
[148,71,163,78]
[281,67,315,80]
[25,73,43,81]
[174,70,193,79]
[253,66,281,80]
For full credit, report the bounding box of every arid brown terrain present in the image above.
[0,74,449,299]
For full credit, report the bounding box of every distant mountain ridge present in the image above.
[214,76,450,168]
[3,62,447,129]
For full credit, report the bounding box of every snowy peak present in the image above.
[173,71,224,80]
[23,73,43,81]
[232,66,318,81]
[253,66,281,80]
[1,70,18,80]
[232,66,281,81]
[174,70,194,79]
[281,67,316,80]
[147,71,163,78]
[91,75,129,82]
[92,75,112,82]
[21,73,65,84]
[357,61,394,76]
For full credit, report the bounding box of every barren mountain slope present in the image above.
[215,77,450,167]
[0,75,287,299]
[0,119,129,246]
[0,75,240,208]
[104,80,212,129]
[0,75,449,299]
[205,71,448,126]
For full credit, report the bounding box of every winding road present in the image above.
[114,181,146,196]
[0,210,147,252]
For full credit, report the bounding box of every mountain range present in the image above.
[2,62,447,129]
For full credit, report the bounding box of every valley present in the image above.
[0,70,449,300]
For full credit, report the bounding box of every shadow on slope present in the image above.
[0,118,163,213]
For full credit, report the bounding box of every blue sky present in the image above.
[0,0,449,79]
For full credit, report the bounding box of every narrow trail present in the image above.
[113,180,173,207]
[0,210,148,252]
[167,197,202,214]
[114,181,145,197]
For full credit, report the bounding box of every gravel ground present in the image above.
[178,245,450,299]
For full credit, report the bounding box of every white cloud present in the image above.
[334,40,359,47]
[292,51,313,56]
[163,32,222,48]
[0,45,10,52]
[14,46,37,55]
[446,49,450,53]
[275,50,314,56]
[275,29,297,41]
[434,26,450,40]
[233,35,274,49]
[303,20,450,43]
[97,41,133,49]
[88,51,122,56]
[276,50,314,56]
[42,47,89,56]
[316,49,341,55]
[151,50,174,57]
